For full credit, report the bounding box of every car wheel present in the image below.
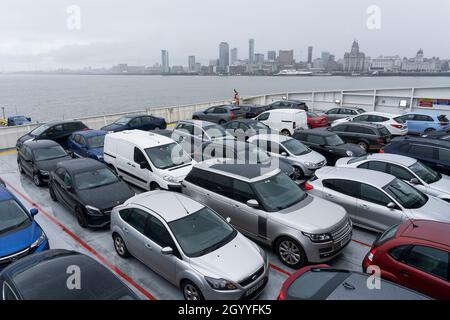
[218,119,226,125]
[276,237,307,269]
[293,166,304,180]
[281,129,291,136]
[150,182,161,190]
[76,207,88,228]
[358,141,369,151]
[192,116,200,120]
[18,160,24,174]
[49,186,58,202]
[182,280,204,301]
[33,173,42,187]
[424,128,436,133]
[113,234,130,258]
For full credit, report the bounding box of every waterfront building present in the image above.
[308,46,313,64]
[401,49,441,72]
[188,56,196,72]
[277,50,295,65]
[230,48,238,65]
[219,42,230,73]
[249,39,255,65]
[343,40,367,72]
[370,55,402,72]
[161,50,170,73]
[254,53,265,64]
[267,51,276,61]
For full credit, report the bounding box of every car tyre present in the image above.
[181,280,204,301]
[424,128,436,133]
[357,141,369,151]
[281,129,291,136]
[293,166,304,180]
[49,185,58,202]
[76,207,88,228]
[218,119,226,125]
[33,173,42,187]
[18,160,24,174]
[150,182,161,190]
[113,233,130,258]
[276,236,307,269]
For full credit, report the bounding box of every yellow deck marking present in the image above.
[0,149,17,156]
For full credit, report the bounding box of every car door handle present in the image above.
[326,193,334,198]
[123,227,129,233]
[400,270,410,277]
[205,193,211,197]
[145,244,153,250]
[127,162,135,168]
[232,204,240,208]
[360,204,369,209]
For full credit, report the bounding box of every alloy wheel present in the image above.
[183,283,202,300]
[279,240,301,265]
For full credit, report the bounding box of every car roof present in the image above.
[285,100,306,104]
[73,129,107,138]
[125,191,204,223]
[338,106,364,110]
[23,139,61,149]
[57,158,106,173]
[249,133,292,143]
[365,153,417,166]
[393,136,450,147]
[401,220,450,247]
[406,110,442,116]
[178,119,216,127]
[45,120,84,125]
[362,111,401,118]
[315,166,395,187]
[341,121,386,129]
[107,130,175,148]
[0,185,13,202]
[194,158,280,181]
[301,128,335,136]
[265,108,304,114]
[206,140,252,151]
[230,119,259,124]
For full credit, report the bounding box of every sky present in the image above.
[0,0,448,71]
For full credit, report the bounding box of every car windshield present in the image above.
[409,161,441,184]
[33,146,67,161]
[325,134,345,146]
[169,207,237,257]
[236,146,271,164]
[145,142,191,169]
[357,109,366,114]
[30,124,50,136]
[253,172,307,211]
[74,168,119,190]
[87,135,105,148]
[348,155,368,164]
[204,125,234,139]
[383,178,428,209]
[379,127,391,136]
[0,199,31,235]
[438,115,449,123]
[307,112,319,117]
[12,116,29,122]
[114,117,132,125]
[248,122,269,130]
[281,139,310,156]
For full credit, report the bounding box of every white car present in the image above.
[332,112,407,136]
[254,109,308,136]
[103,130,196,191]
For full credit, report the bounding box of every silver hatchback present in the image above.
[308,166,450,232]
[111,191,269,300]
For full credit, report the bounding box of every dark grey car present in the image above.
[322,107,366,122]
[192,105,245,124]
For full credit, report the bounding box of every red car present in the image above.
[307,112,329,128]
[363,219,450,300]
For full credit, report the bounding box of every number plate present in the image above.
[245,278,265,297]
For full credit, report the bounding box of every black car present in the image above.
[17,140,72,187]
[101,114,167,132]
[266,100,308,112]
[222,119,273,141]
[293,128,366,165]
[49,158,134,228]
[238,104,268,118]
[421,131,450,140]
[382,136,450,175]
[16,120,89,150]
[0,249,139,300]
[329,122,391,152]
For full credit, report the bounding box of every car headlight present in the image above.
[85,205,103,216]
[163,175,179,183]
[31,232,46,248]
[39,170,49,176]
[204,276,238,291]
[302,232,332,243]
[304,162,316,169]
[346,150,354,157]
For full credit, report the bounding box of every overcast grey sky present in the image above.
[0,0,447,71]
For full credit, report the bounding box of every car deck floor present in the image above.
[0,150,377,300]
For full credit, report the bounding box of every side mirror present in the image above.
[387,202,396,209]
[27,117,31,122]
[161,247,174,256]
[180,181,186,188]
[139,161,149,170]
[410,178,420,185]
[226,217,232,223]
[281,152,288,157]
[30,208,38,216]
[247,199,260,208]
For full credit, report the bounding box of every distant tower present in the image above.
[230,48,238,65]
[219,42,230,73]
[161,50,170,73]
[249,39,255,65]
[188,55,196,72]
[267,51,276,61]
[307,46,313,64]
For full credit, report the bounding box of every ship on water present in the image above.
[275,69,313,76]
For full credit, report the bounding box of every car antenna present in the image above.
[174,194,190,215]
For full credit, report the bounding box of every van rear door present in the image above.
[294,111,308,130]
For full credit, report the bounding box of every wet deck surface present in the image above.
[0,150,376,300]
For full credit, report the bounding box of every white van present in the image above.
[254,109,307,136]
[104,130,195,191]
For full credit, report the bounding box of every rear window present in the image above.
[394,116,405,124]
[378,127,391,137]
[287,270,348,300]
[375,224,401,247]
[438,115,449,123]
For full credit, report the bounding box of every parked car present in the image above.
[0,249,139,300]
[397,111,450,135]
[192,105,245,124]
[363,220,449,300]
[104,130,195,191]
[182,159,352,269]
[101,114,166,133]
[381,136,450,175]
[293,128,366,165]
[307,166,450,232]
[329,122,392,152]
[265,100,308,112]
[332,112,408,136]
[68,130,107,162]
[336,153,450,202]
[421,131,450,140]
[307,111,329,128]
[171,120,235,156]
[111,191,269,300]
[17,140,72,187]
[7,116,31,127]
[16,120,89,149]
[248,134,326,179]
[278,265,429,300]
[0,185,49,270]
[49,158,134,228]
[254,109,308,136]
[238,104,268,118]
[223,119,273,141]
[198,139,299,180]
[322,106,366,123]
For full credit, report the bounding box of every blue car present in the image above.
[7,116,32,126]
[100,114,167,132]
[398,111,450,135]
[68,130,107,162]
[0,185,49,270]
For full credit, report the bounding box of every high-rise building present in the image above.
[188,55,196,72]
[161,50,170,73]
[249,39,255,65]
[219,42,230,73]
[267,51,276,61]
[277,50,295,65]
[230,48,238,65]
[307,46,313,64]
[254,53,265,64]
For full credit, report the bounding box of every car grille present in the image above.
[331,219,352,243]
[239,266,265,287]
[0,247,30,268]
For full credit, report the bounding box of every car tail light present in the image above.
[293,121,297,129]
[229,111,235,121]
[367,248,377,262]
[304,182,314,191]
[379,149,385,153]
[390,124,403,129]
[377,138,385,144]
[277,291,286,300]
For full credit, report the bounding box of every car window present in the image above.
[332,125,347,132]
[227,122,240,129]
[405,246,449,280]
[348,126,375,135]
[63,172,72,187]
[238,123,249,131]
[141,117,153,125]
[79,136,86,146]
[327,108,338,115]
[134,147,147,164]
[350,110,358,115]
[64,122,81,132]
[402,114,415,121]
[438,148,450,162]
[210,173,233,198]
[360,183,391,206]
[409,144,435,159]
[306,134,325,145]
[254,139,271,153]
[414,115,434,122]
[176,123,195,135]
[368,115,389,122]
[389,164,415,181]
[124,208,148,234]
[145,216,175,248]
[45,124,64,137]
[339,109,352,115]
[257,113,270,121]
[438,115,449,123]
[185,168,211,189]
[389,245,410,261]
[294,132,307,141]
[323,179,359,197]
[359,161,388,172]
[129,117,142,127]
[353,115,369,122]
[2,282,18,300]
[232,179,256,203]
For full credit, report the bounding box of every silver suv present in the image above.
[111,191,268,300]
[181,159,352,269]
